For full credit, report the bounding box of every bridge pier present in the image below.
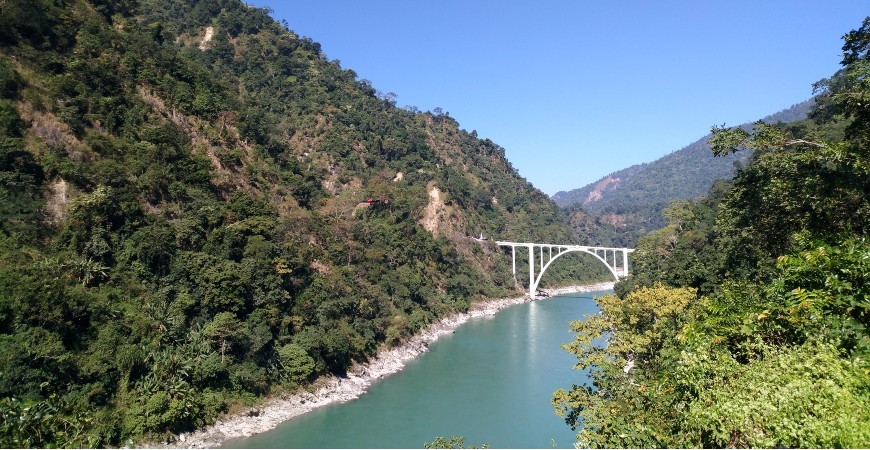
[623,250,629,276]
[529,245,535,294]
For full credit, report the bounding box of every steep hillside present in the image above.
[552,100,814,245]
[552,99,814,211]
[551,136,747,212]
[0,0,607,445]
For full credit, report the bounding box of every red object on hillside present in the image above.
[366,197,375,204]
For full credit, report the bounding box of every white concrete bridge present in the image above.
[495,241,634,297]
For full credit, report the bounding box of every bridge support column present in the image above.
[527,245,534,296]
[623,249,629,277]
[511,246,516,276]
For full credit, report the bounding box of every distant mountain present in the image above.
[552,99,815,246]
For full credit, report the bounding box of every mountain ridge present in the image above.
[552,99,815,211]
[552,99,815,247]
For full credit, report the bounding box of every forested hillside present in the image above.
[554,18,870,448]
[0,0,608,446]
[553,100,814,246]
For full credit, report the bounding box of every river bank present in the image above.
[157,281,614,449]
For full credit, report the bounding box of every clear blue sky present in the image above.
[245,1,866,195]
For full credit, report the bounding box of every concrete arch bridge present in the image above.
[495,241,634,297]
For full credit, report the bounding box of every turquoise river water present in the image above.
[222,291,606,449]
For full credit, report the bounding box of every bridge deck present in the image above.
[493,240,635,297]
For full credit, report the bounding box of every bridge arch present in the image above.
[533,248,619,294]
[494,241,634,297]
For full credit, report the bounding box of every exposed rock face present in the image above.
[45,178,70,224]
[599,213,626,226]
[583,175,621,206]
[420,185,445,234]
[18,104,85,159]
[199,26,214,50]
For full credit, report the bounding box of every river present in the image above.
[220,290,606,449]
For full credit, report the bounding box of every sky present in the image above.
[245,0,867,195]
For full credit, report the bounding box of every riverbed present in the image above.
[166,282,612,448]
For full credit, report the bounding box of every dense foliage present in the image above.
[555,18,870,448]
[425,436,490,449]
[0,0,610,445]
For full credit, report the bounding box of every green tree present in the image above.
[553,285,696,448]
[812,17,870,145]
[277,343,315,384]
[204,312,242,363]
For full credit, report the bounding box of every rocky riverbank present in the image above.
[156,281,614,449]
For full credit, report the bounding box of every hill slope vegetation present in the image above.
[553,100,814,246]
[0,0,608,445]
